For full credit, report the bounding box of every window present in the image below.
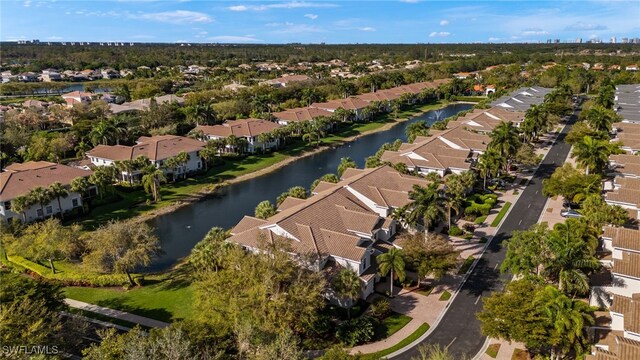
[197,162,201,169]
[46,206,53,214]
[4,201,11,211]
[37,208,44,217]
[72,199,79,207]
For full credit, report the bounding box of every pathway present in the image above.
[64,298,170,329]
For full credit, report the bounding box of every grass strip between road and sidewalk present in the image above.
[490,202,512,227]
[359,323,431,360]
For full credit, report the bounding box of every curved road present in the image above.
[391,107,579,360]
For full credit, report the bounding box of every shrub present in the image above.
[370,298,391,319]
[439,291,452,301]
[336,315,377,346]
[474,216,487,225]
[479,237,488,243]
[462,223,475,233]
[448,226,463,236]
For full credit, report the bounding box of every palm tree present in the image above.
[405,120,430,143]
[377,248,406,297]
[535,286,596,360]
[11,195,32,222]
[571,136,610,175]
[488,122,520,172]
[89,120,117,146]
[403,183,446,239]
[584,105,618,132]
[141,165,167,202]
[70,176,90,213]
[48,182,69,220]
[477,148,505,189]
[444,174,466,229]
[28,187,52,218]
[189,227,230,274]
[332,269,362,319]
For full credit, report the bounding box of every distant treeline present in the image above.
[2,43,640,73]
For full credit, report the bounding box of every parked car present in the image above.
[562,201,580,210]
[561,210,582,218]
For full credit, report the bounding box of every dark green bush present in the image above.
[370,298,391,319]
[336,315,377,346]
[449,225,463,236]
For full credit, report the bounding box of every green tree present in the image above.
[255,200,277,219]
[400,233,458,284]
[189,227,230,275]
[501,223,551,277]
[142,165,167,202]
[402,183,446,238]
[332,269,362,319]
[580,194,628,228]
[477,148,504,189]
[48,182,69,220]
[310,173,340,191]
[10,195,32,222]
[405,120,430,143]
[27,186,52,218]
[89,166,116,199]
[488,121,521,172]
[83,220,161,285]
[583,105,619,132]
[337,157,357,177]
[70,176,91,213]
[377,247,406,296]
[571,135,613,175]
[542,164,602,203]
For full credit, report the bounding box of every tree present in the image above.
[488,121,521,172]
[142,165,167,202]
[416,345,457,360]
[332,269,362,319]
[89,166,116,199]
[405,120,430,143]
[515,143,539,167]
[83,220,161,285]
[70,176,91,212]
[403,183,446,238]
[255,200,277,219]
[542,164,601,203]
[189,227,230,275]
[501,223,551,277]
[580,194,628,228]
[10,195,32,222]
[477,148,504,189]
[400,233,458,284]
[48,182,69,220]
[444,174,466,229]
[377,247,406,296]
[27,186,52,218]
[310,173,340,191]
[571,135,613,175]
[583,105,619,132]
[337,157,357,177]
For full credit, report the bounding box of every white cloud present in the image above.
[48,36,63,40]
[439,20,449,26]
[208,35,262,43]
[521,28,548,36]
[358,27,376,32]
[429,31,450,37]
[131,10,213,24]
[229,2,338,11]
[304,13,318,20]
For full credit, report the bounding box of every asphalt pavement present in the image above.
[391,107,580,360]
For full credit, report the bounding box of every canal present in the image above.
[148,103,473,270]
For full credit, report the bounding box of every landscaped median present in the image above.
[490,201,512,227]
[358,323,430,360]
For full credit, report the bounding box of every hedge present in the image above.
[7,255,130,287]
[491,202,512,227]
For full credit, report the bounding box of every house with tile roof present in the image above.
[612,122,640,154]
[271,107,334,125]
[61,91,93,107]
[195,118,282,153]
[259,74,311,88]
[0,161,93,223]
[227,165,431,299]
[87,135,205,181]
[311,97,371,121]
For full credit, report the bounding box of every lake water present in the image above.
[148,103,473,271]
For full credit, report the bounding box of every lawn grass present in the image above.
[439,291,452,301]
[415,286,433,297]
[486,343,501,358]
[490,202,512,227]
[373,312,413,340]
[359,323,430,360]
[454,96,487,102]
[62,269,194,323]
[512,348,529,360]
[457,256,476,275]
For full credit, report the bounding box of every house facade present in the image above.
[0,161,93,223]
[195,118,281,153]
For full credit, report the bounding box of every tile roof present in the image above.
[602,227,640,251]
[613,251,640,279]
[311,97,369,111]
[263,74,311,85]
[606,188,640,207]
[195,118,281,138]
[277,196,307,212]
[610,154,640,166]
[87,135,205,162]
[623,297,640,334]
[0,161,92,201]
[272,107,334,123]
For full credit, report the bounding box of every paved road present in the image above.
[392,108,579,360]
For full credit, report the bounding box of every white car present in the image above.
[561,210,582,218]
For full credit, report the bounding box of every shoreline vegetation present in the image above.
[80,100,472,228]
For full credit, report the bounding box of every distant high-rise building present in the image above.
[621,37,629,43]
[576,38,583,43]
[611,37,617,43]
[554,39,560,43]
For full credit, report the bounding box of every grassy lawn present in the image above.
[486,343,501,358]
[512,348,530,360]
[490,202,512,227]
[62,270,194,323]
[373,312,413,340]
[439,290,452,301]
[415,286,433,297]
[454,96,487,102]
[359,323,430,360]
[457,256,476,275]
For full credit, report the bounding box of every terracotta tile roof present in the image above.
[272,107,333,123]
[4,161,55,172]
[195,118,281,138]
[312,181,338,194]
[0,161,92,201]
[624,298,640,334]
[606,188,640,207]
[341,167,366,179]
[610,154,640,166]
[357,90,401,102]
[610,293,633,314]
[613,251,640,279]
[87,135,204,162]
[615,133,640,150]
[277,196,307,212]
[594,349,620,360]
[616,337,640,360]
[263,74,311,85]
[311,97,369,111]
[603,227,640,251]
[616,177,640,190]
[614,122,640,135]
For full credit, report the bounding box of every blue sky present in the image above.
[2,1,639,44]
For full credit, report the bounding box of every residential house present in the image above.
[228,165,431,300]
[223,83,248,92]
[604,177,640,221]
[87,135,205,181]
[41,69,62,82]
[260,74,311,88]
[109,94,185,114]
[311,97,370,121]
[614,84,640,123]
[17,72,38,82]
[61,91,93,106]
[0,161,93,223]
[447,107,525,133]
[271,107,334,126]
[609,154,640,179]
[490,86,552,112]
[612,122,640,154]
[626,65,639,72]
[100,68,120,79]
[194,118,281,153]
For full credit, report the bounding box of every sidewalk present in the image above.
[64,298,170,328]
